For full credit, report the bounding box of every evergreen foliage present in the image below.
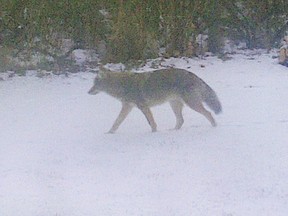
[0,0,287,63]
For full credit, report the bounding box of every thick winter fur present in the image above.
[88,68,222,133]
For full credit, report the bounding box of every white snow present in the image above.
[1,51,288,216]
[71,49,99,65]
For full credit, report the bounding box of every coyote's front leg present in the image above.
[138,105,157,132]
[108,103,133,133]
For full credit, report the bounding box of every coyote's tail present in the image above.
[202,83,222,114]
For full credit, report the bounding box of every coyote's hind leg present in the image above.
[184,97,216,127]
[169,100,184,130]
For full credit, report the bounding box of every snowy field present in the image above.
[1,51,288,216]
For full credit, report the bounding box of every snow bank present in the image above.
[1,51,288,216]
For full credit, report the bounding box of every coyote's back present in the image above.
[88,67,222,133]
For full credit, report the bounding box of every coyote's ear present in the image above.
[95,71,107,79]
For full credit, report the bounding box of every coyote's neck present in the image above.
[102,73,133,100]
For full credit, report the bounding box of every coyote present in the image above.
[88,67,222,133]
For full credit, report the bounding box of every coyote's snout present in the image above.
[88,67,222,133]
[88,85,99,95]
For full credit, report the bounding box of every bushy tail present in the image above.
[202,84,222,114]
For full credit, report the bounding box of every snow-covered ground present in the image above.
[1,51,288,216]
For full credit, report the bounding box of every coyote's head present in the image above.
[88,65,111,95]
[88,72,107,95]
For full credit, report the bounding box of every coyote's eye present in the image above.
[95,72,106,80]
